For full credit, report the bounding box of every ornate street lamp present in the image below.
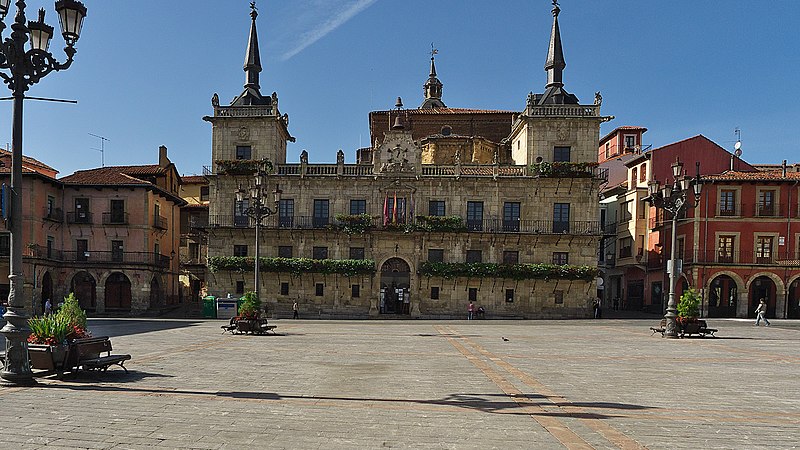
[235,162,281,303]
[643,159,702,338]
[0,0,87,386]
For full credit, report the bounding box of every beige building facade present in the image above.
[203,4,609,318]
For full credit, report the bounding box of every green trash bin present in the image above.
[202,296,217,319]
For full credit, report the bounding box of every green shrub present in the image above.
[56,292,87,330]
[677,288,701,318]
[238,291,262,319]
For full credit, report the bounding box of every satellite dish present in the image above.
[735,149,742,157]
[734,140,741,151]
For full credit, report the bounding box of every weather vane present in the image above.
[430,43,438,58]
[250,2,257,12]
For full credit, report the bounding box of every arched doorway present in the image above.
[788,278,800,319]
[749,276,776,318]
[70,271,97,311]
[380,258,410,315]
[149,276,162,309]
[708,275,737,318]
[41,271,53,312]
[105,272,132,310]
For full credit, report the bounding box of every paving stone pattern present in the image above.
[1,318,799,449]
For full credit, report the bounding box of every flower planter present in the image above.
[28,343,71,371]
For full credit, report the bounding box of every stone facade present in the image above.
[203,3,608,319]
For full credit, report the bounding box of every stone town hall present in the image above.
[202,3,611,318]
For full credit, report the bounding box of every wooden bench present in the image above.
[73,337,131,373]
[221,317,277,335]
[650,319,718,338]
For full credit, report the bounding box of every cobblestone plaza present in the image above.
[1,318,799,449]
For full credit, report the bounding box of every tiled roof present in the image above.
[599,126,647,144]
[181,175,207,183]
[704,170,800,181]
[60,166,157,185]
[373,107,516,115]
[0,148,58,172]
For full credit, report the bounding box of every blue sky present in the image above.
[2,0,798,177]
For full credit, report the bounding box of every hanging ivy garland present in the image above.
[418,261,598,281]
[208,256,375,277]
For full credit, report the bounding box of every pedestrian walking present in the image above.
[44,298,52,315]
[467,301,474,320]
[754,298,770,326]
[292,301,299,319]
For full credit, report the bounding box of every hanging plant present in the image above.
[334,214,373,235]
[530,161,598,178]
[418,261,598,281]
[415,215,467,232]
[208,256,376,277]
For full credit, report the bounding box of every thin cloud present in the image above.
[281,0,377,60]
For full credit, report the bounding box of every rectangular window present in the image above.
[46,236,54,259]
[154,242,160,257]
[233,245,248,257]
[315,283,324,296]
[312,246,328,260]
[110,199,125,223]
[278,199,294,228]
[553,146,571,162]
[466,250,482,263]
[428,200,446,216]
[74,198,90,223]
[351,284,360,298]
[0,233,9,257]
[553,203,570,233]
[758,190,776,216]
[619,237,633,258]
[552,252,569,265]
[234,199,250,227]
[189,242,200,260]
[280,282,289,296]
[604,143,610,159]
[466,201,484,231]
[200,186,209,201]
[278,246,293,258]
[111,240,124,262]
[503,251,519,264]
[676,237,685,260]
[624,135,636,149]
[349,247,365,260]
[428,249,444,262]
[554,290,564,304]
[640,163,647,182]
[718,236,734,263]
[313,199,330,228]
[350,199,367,215]
[505,289,514,303]
[503,202,520,232]
[631,167,638,187]
[430,286,440,300]
[468,288,478,302]
[756,236,773,263]
[46,195,55,218]
[76,239,89,261]
[720,190,736,216]
[235,145,252,160]
[621,201,632,222]
[236,281,245,294]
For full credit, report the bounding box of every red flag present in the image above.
[383,193,389,226]
[392,191,398,225]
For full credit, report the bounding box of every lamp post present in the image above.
[0,0,87,386]
[235,162,281,302]
[644,158,702,339]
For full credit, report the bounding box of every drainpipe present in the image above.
[785,179,798,318]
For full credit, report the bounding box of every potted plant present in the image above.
[28,293,91,371]
[677,288,702,335]
[238,291,262,320]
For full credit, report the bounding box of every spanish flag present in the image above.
[392,191,398,225]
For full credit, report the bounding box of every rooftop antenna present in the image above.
[733,128,742,171]
[88,133,109,167]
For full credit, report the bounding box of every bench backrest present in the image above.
[74,337,112,359]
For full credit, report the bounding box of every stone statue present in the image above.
[211,93,219,107]
[454,150,461,165]
[336,149,345,164]
[594,91,602,106]
[493,149,499,165]
[300,150,308,164]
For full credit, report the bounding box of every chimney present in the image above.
[159,145,169,168]
[730,154,734,171]
[782,160,787,177]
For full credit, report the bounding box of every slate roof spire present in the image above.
[231,2,270,106]
[421,46,445,109]
[544,1,565,88]
[536,1,578,105]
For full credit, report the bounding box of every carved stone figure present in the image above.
[594,91,602,106]
[300,150,308,164]
[238,126,249,141]
[336,149,345,164]
[211,93,219,107]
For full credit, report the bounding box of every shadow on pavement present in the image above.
[43,384,655,419]
[86,319,204,338]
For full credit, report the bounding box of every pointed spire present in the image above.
[544,1,565,88]
[421,46,445,109]
[244,2,262,90]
